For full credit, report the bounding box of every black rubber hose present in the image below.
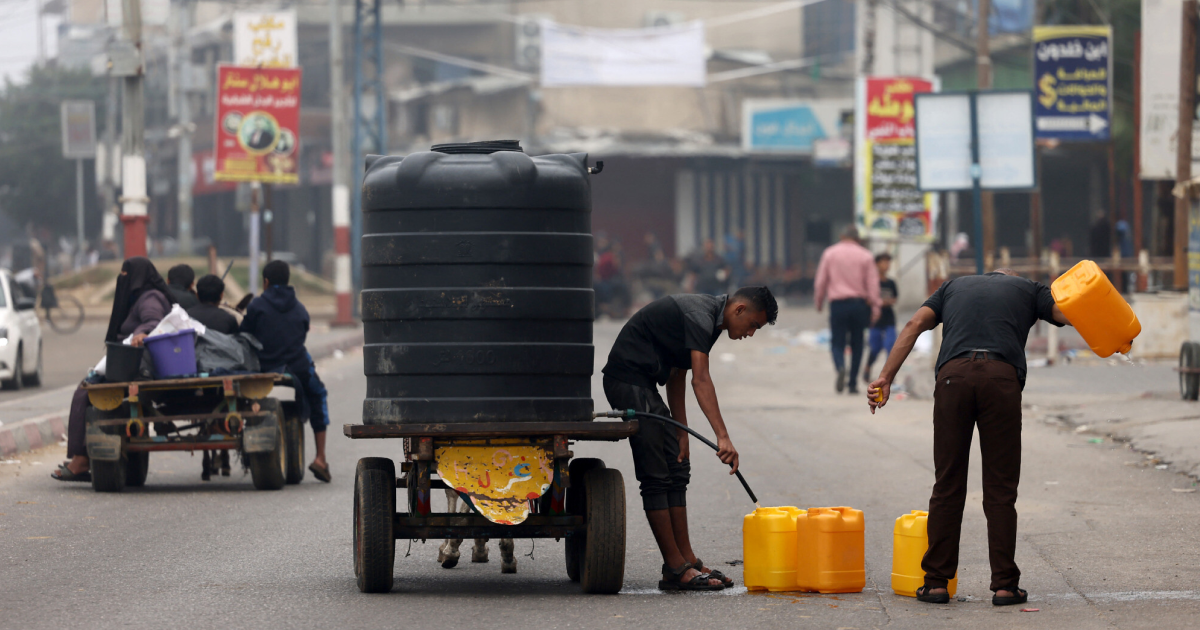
[595,409,759,505]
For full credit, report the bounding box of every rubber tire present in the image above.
[87,406,125,493]
[24,343,42,387]
[565,458,606,582]
[282,402,305,485]
[580,467,626,594]
[2,345,23,390]
[354,457,396,593]
[247,399,287,490]
[125,451,149,487]
[1182,342,1200,401]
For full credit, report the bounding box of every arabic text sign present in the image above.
[61,100,96,159]
[213,65,302,184]
[234,10,298,68]
[865,77,934,141]
[857,77,937,240]
[741,99,851,154]
[1033,25,1111,141]
[540,20,706,87]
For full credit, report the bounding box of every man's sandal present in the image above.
[915,585,951,604]
[308,462,332,483]
[50,464,91,482]
[992,588,1028,606]
[658,562,724,591]
[693,557,734,587]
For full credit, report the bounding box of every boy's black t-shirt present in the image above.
[602,294,726,388]
[874,278,898,329]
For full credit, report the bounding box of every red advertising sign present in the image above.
[864,77,934,141]
[214,65,302,184]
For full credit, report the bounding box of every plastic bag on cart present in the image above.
[195,329,262,373]
[145,304,207,339]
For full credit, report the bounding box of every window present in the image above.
[804,0,856,60]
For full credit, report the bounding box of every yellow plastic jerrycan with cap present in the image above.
[794,506,866,593]
[892,510,957,597]
[743,506,806,591]
[1051,260,1141,357]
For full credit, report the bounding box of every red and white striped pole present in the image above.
[332,183,354,326]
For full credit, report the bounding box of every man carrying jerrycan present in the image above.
[867,269,1073,607]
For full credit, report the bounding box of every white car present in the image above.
[0,269,43,389]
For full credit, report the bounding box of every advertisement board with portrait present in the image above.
[213,65,302,184]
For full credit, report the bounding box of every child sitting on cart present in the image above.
[239,261,332,483]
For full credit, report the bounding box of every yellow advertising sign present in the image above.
[436,445,553,525]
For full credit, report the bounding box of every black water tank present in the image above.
[360,143,595,424]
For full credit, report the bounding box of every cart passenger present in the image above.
[239,260,332,483]
[52,257,175,482]
[166,264,199,309]
[601,286,777,591]
[187,274,239,335]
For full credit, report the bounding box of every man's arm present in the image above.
[865,256,881,323]
[1051,304,1072,326]
[866,306,939,413]
[665,368,690,463]
[814,252,829,312]
[690,350,739,473]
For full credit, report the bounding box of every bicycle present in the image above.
[37,283,85,334]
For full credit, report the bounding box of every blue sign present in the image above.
[748,106,827,152]
[1032,26,1112,142]
[979,0,1035,34]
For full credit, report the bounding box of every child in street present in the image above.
[863,253,898,384]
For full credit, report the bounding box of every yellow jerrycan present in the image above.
[892,510,957,597]
[1051,260,1141,357]
[794,506,866,593]
[744,506,806,592]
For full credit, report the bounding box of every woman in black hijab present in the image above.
[53,258,175,482]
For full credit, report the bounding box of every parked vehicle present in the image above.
[0,269,44,389]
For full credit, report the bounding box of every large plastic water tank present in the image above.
[360,141,595,424]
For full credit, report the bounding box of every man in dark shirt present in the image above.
[863,253,898,383]
[866,270,1072,606]
[240,261,332,482]
[603,286,778,591]
[187,275,239,335]
[166,264,199,309]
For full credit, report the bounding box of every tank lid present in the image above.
[431,140,524,155]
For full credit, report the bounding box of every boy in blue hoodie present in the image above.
[240,260,332,482]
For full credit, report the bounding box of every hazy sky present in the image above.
[0,0,61,86]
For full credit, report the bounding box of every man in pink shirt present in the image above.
[814,226,881,394]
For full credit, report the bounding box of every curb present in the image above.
[0,327,364,460]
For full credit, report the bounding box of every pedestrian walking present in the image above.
[814,226,880,394]
[862,252,898,383]
[866,269,1073,607]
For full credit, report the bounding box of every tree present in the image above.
[0,65,107,239]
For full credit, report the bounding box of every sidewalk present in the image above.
[0,324,363,459]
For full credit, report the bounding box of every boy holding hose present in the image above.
[601,286,778,591]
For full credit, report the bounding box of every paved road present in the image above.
[3,314,1200,628]
[0,323,108,405]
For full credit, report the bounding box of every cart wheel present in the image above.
[86,406,126,493]
[125,451,149,487]
[248,399,287,490]
[355,457,396,593]
[1182,342,1200,401]
[565,458,605,582]
[580,467,626,594]
[282,403,305,484]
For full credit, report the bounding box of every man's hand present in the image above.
[867,377,891,414]
[716,436,739,473]
[677,431,690,463]
[130,333,148,347]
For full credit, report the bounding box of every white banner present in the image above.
[540,20,706,87]
[1140,0,1200,179]
[234,10,298,69]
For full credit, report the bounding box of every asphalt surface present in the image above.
[3,313,1200,629]
[0,323,108,404]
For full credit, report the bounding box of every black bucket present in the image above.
[105,342,143,383]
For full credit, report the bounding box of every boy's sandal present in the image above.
[658,562,724,591]
[50,464,91,482]
[693,557,734,587]
[915,585,951,604]
[309,462,332,483]
[992,588,1028,606]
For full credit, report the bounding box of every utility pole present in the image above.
[1174,0,1197,290]
[977,0,995,270]
[330,0,354,325]
[174,0,194,257]
[100,74,119,248]
[860,0,876,76]
[119,0,148,259]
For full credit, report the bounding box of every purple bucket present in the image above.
[144,329,197,379]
